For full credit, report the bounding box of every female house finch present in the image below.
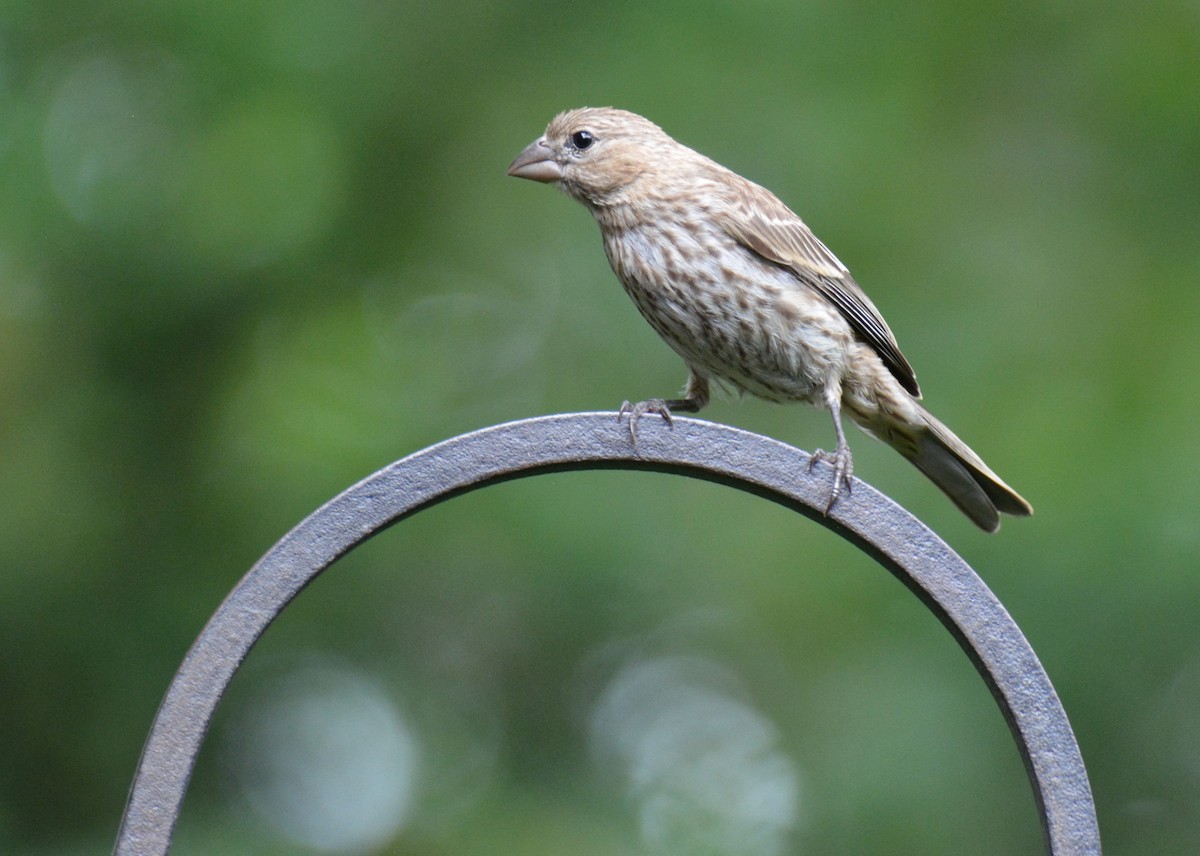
[507,107,1032,532]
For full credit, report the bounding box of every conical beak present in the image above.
[507,139,563,183]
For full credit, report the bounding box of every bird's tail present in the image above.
[901,407,1033,532]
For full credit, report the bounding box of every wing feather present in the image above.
[720,183,921,398]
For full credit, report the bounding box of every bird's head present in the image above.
[507,107,680,208]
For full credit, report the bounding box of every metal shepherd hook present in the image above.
[114,413,1100,855]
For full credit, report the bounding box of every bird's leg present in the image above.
[619,371,709,446]
[808,385,854,513]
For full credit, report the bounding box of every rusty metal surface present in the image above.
[114,412,1100,855]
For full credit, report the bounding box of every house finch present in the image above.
[507,107,1032,532]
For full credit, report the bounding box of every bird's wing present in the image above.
[720,185,921,398]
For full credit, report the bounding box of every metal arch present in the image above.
[113,412,1100,855]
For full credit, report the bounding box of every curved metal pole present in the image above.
[113,413,1100,855]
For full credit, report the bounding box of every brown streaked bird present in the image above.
[507,107,1032,531]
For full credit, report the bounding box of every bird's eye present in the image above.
[570,130,594,150]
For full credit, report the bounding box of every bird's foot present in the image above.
[618,399,674,447]
[808,444,854,514]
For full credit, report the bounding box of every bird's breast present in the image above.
[599,218,854,403]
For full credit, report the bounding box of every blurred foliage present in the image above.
[1,0,1198,853]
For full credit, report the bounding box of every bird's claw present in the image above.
[618,399,674,447]
[808,445,854,514]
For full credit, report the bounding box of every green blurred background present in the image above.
[2,0,1198,853]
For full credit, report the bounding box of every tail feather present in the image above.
[904,408,1033,532]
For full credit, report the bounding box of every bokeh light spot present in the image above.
[224,659,419,852]
[42,47,188,230]
[590,654,804,856]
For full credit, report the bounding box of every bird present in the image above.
[507,107,1032,532]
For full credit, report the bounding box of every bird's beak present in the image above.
[507,139,563,183]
